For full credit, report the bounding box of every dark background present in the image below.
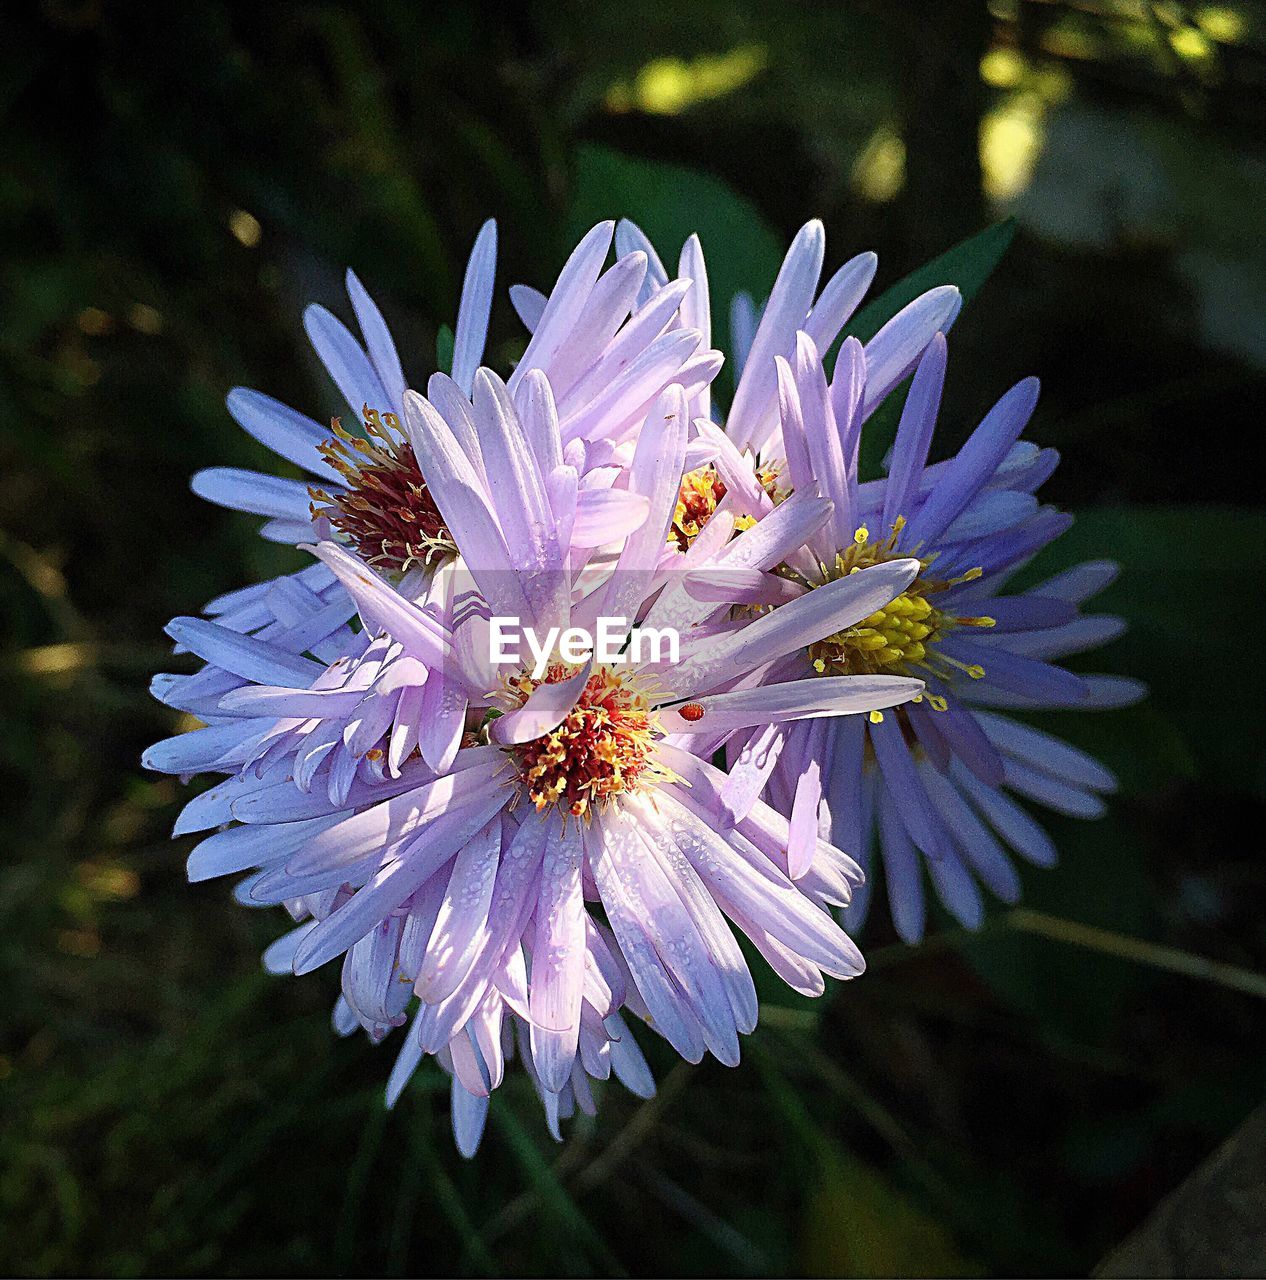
[3,1,1265,1275]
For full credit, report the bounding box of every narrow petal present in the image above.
[415,818,502,1002]
[570,489,650,549]
[293,785,510,973]
[346,270,407,410]
[788,752,823,880]
[303,303,390,418]
[451,219,497,395]
[588,822,707,1064]
[795,331,852,549]
[543,250,647,398]
[861,286,961,416]
[882,333,946,529]
[164,616,323,687]
[920,763,1021,903]
[510,284,546,333]
[730,292,758,377]
[399,391,534,625]
[876,775,927,944]
[491,660,592,745]
[658,674,921,734]
[728,220,825,451]
[803,251,878,353]
[514,368,564,478]
[191,467,314,522]
[529,818,587,1091]
[952,761,1057,867]
[906,377,1041,547]
[509,221,614,394]
[308,541,451,670]
[669,559,921,697]
[869,711,950,859]
[614,218,669,301]
[678,234,711,418]
[225,388,342,482]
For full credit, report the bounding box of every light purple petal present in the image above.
[669,559,920,697]
[510,284,546,333]
[451,219,497,395]
[491,660,592,745]
[529,817,587,1091]
[303,303,390,418]
[292,784,510,973]
[658,674,921,735]
[803,251,878,353]
[345,270,407,411]
[861,286,961,417]
[906,377,1041,547]
[191,467,314,522]
[307,541,451,670]
[509,221,614,394]
[570,488,650,549]
[728,220,825,451]
[164,616,323,687]
[415,817,502,1002]
[225,388,342,482]
[882,333,946,529]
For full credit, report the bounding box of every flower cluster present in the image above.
[146,217,1139,1154]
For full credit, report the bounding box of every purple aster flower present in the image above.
[187,218,722,640]
[614,216,960,453]
[146,367,926,1151]
[693,330,1144,941]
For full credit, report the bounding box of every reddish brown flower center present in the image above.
[509,666,660,818]
[309,406,454,573]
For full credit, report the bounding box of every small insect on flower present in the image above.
[679,702,706,722]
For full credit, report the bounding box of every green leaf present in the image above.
[435,323,454,375]
[494,1107,621,1275]
[851,219,1016,479]
[567,144,782,382]
[802,1154,978,1277]
[846,217,1016,345]
[957,809,1159,1042]
[1012,504,1266,800]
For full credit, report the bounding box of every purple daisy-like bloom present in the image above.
[699,330,1144,941]
[187,218,721,637]
[615,216,961,452]
[147,364,926,1152]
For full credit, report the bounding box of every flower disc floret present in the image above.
[309,406,455,572]
[508,666,662,818]
[805,522,992,692]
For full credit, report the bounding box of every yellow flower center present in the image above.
[671,466,729,550]
[804,521,994,712]
[669,464,783,549]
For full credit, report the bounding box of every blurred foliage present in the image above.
[2,0,1265,1275]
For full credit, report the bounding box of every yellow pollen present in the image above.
[670,463,786,549]
[795,519,995,701]
[505,666,665,819]
[670,466,728,550]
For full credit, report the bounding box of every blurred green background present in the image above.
[3,1,1265,1275]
